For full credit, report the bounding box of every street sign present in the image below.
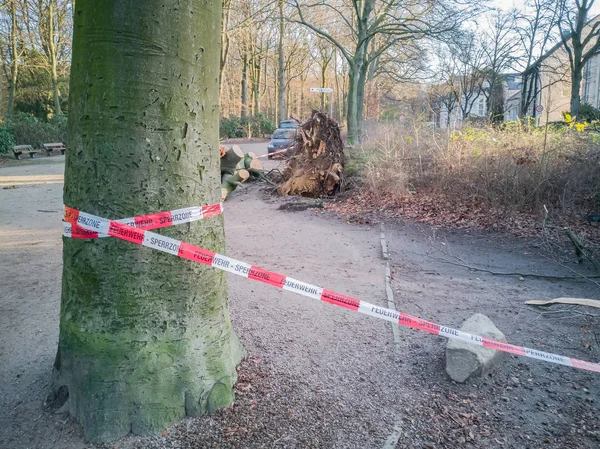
[535,104,544,113]
[310,87,334,116]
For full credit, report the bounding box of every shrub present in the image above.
[220,115,244,139]
[220,114,276,139]
[579,103,600,122]
[0,123,15,154]
[1,112,68,149]
[358,118,600,217]
[249,113,276,137]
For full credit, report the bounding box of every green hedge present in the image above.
[220,113,276,139]
[0,112,67,153]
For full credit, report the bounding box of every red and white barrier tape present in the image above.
[255,147,291,159]
[63,206,600,374]
[63,203,223,239]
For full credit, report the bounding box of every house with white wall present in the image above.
[520,15,600,124]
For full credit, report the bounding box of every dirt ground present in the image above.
[0,148,599,449]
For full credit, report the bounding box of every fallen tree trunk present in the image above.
[220,146,272,200]
[221,168,249,201]
[221,145,244,176]
[279,110,344,197]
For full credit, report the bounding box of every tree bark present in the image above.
[7,0,18,117]
[51,0,244,442]
[48,1,62,115]
[571,60,583,116]
[241,53,248,119]
[356,63,368,132]
[346,65,359,144]
[277,0,285,124]
[219,0,231,95]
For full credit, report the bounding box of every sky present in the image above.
[493,0,600,14]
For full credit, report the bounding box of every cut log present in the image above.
[278,110,344,197]
[249,159,263,170]
[221,145,244,176]
[221,168,249,201]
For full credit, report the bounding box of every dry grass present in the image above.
[356,119,600,219]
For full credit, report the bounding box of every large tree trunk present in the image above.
[277,0,285,124]
[50,0,244,443]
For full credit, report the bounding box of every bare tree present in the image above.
[30,0,72,115]
[314,37,333,110]
[277,0,285,123]
[558,0,600,115]
[479,9,520,121]
[516,0,559,117]
[0,0,24,116]
[440,31,487,120]
[292,0,478,143]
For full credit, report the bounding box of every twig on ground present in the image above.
[427,254,600,280]
[565,227,600,272]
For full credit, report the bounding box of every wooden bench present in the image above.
[13,145,38,160]
[43,142,67,156]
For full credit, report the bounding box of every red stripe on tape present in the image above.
[248,266,287,288]
[134,211,171,230]
[108,221,145,244]
[320,289,360,311]
[72,224,99,239]
[482,338,526,356]
[64,206,79,223]
[202,204,222,219]
[399,313,441,335]
[178,242,215,266]
[571,358,600,373]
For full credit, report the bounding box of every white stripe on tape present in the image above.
[358,302,401,323]
[439,326,477,345]
[283,277,323,300]
[170,207,199,225]
[524,348,573,367]
[142,233,181,255]
[211,254,246,276]
[64,222,72,238]
[77,211,110,234]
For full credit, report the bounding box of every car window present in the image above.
[272,129,296,139]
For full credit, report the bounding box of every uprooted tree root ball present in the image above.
[278,110,345,197]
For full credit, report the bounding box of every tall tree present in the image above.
[49,0,243,442]
[1,0,23,116]
[479,9,519,121]
[277,0,285,123]
[516,0,559,117]
[315,38,333,110]
[293,0,475,143]
[558,0,600,115]
[32,0,72,115]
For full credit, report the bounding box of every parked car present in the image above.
[267,128,296,159]
[279,119,300,129]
